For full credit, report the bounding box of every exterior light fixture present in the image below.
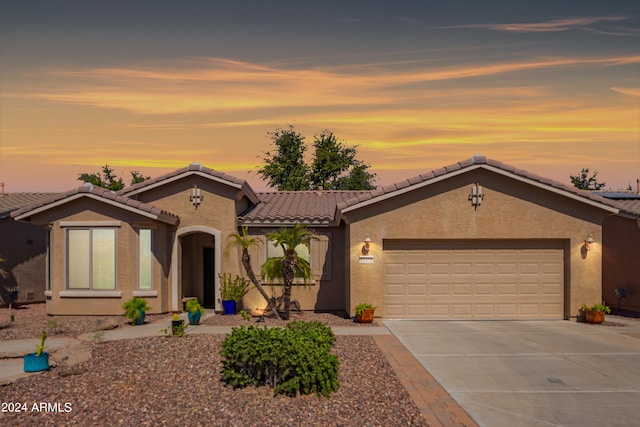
[584,234,595,251]
[190,185,203,208]
[362,236,372,255]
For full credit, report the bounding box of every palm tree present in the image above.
[261,224,313,320]
[228,226,281,320]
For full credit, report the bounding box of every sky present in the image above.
[1,0,639,193]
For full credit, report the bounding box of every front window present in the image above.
[267,241,310,264]
[138,229,152,290]
[67,228,116,290]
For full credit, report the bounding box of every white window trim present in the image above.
[60,290,122,298]
[64,226,118,291]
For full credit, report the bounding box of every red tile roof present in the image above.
[12,183,179,225]
[240,191,369,225]
[336,155,627,215]
[0,193,60,218]
[120,162,260,204]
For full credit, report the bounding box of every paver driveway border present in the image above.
[384,316,640,427]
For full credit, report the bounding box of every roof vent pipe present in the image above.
[0,182,4,195]
[637,178,639,195]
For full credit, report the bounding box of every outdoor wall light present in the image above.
[584,234,595,251]
[362,236,372,255]
[190,185,203,208]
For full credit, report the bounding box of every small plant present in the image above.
[172,322,186,337]
[173,313,179,321]
[240,310,251,321]
[220,273,252,303]
[91,331,105,342]
[46,319,64,332]
[220,321,340,397]
[10,313,15,322]
[122,297,151,324]
[185,299,205,316]
[355,303,376,316]
[590,303,611,314]
[36,330,47,356]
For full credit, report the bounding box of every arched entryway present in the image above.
[171,226,221,312]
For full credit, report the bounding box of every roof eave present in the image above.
[341,164,621,215]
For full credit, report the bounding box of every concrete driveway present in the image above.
[384,318,640,427]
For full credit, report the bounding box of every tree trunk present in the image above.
[281,250,296,320]
[241,248,280,320]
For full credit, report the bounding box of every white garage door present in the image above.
[383,240,565,319]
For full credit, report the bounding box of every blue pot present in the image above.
[24,352,50,372]
[188,310,202,325]
[222,300,236,315]
[134,310,146,325]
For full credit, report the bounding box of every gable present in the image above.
[339,155,620,223]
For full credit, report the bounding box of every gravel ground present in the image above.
[0,305,426,426]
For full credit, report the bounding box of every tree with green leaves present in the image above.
[258,126,310,191]
[258,126,376,190]
[78,165,150,190]
[228,226,281,320]
[310,130,376,190]
[570,168,606,191]
[261,224,313,320]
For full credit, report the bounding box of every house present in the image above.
[0,192,59,307]
[12,155,636,319]
[596,187,640,313]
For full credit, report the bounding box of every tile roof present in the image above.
[120,162,260,204]
[0,193,60,218]
[336,154,627,215]
[11,183,179,225]
[596,192,640,216]
[240,191,369,225]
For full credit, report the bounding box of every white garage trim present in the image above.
[383,239,566,319]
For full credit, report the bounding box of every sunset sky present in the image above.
[1,1,639,192]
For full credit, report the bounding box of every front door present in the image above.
[203,247,215,308]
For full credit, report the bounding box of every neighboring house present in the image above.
[12,156,636,319]
[596,189,640,313]
[0,192,59,307]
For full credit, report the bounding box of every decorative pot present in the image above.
[134,310,146,326]
[188,310,201,325]
[356,309,375,324]
[222,300,236,315]
[24,352,50,372]
[172,319,185,335]
[585,310,605,324]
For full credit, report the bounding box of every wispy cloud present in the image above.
[7,54,636,115]
[437,15,633,34]
[610,86,640,97]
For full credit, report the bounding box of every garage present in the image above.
[383,240,565,319]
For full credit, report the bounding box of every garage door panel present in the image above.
[383,241,564,319]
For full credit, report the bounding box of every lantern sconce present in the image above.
[190,185,203,208]
[363,236,372,254]
[584,234,595,251]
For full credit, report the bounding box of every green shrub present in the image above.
[219,273,252,303]
[220,321,339,397]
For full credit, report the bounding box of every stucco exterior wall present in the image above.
[241,225,346,311]
[26,198,172,315]
[0,217,48,306]
[602,215,640,312]
[134,175,246,309]
[344,170,609,319]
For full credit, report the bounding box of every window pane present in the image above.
[68,229,90,289]
[139,229,152,290]
[92,229,116,290]
[267,241,310,261]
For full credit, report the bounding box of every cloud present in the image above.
[8,54,636,116]
[610,86,640,97]
[436,16,631,33]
